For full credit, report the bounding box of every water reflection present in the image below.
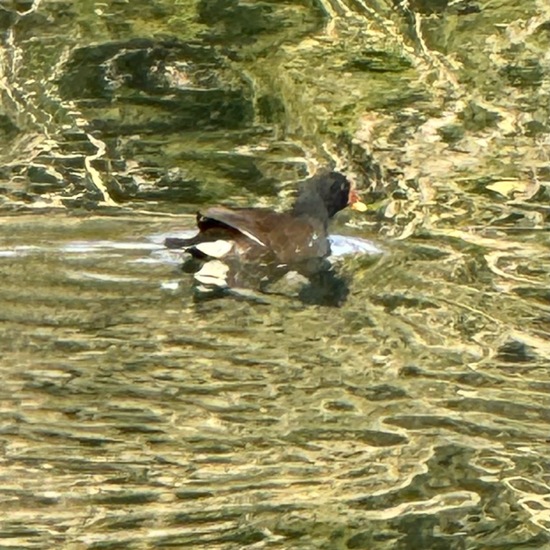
[1,214,549,548]
[1,0,550,546]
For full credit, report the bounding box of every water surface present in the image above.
[1,0,550,547]
[1,212,549,548]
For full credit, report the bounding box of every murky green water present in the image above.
[1,212,549,548]
[1,0,550,548]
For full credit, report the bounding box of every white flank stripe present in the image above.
[239,229,266,247]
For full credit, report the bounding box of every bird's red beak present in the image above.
[348,188,367,212]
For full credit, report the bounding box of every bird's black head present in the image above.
[294,171,352,219]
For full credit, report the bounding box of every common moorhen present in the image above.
[165,171,365,301]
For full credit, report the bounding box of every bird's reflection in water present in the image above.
[298,263,350,307]
[185,255,350,307]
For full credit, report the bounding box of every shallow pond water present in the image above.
[1,0,550,548]
[1,212,549,549]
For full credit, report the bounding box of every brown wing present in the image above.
[198,207,285,248]
[199,207,330,263]
[263,215,329,263]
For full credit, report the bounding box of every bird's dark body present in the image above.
[164,171,359,304]
[166,207,329,262]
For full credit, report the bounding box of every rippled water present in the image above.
[1,213,549,549]
[1,0,550,547]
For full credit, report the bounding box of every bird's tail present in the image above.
[164,235,201,249]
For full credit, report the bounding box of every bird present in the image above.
[164,170,366,303]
